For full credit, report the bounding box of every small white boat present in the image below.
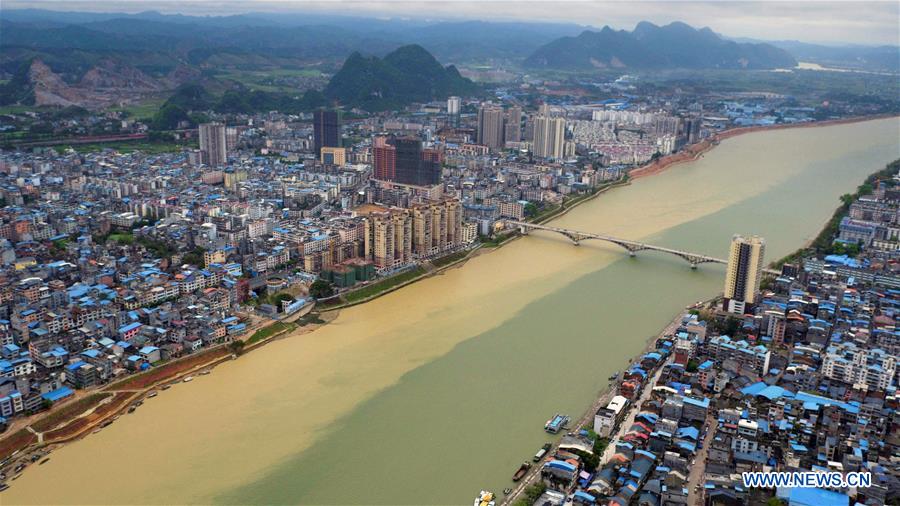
[474,490,495,506]
[183,376,193,383]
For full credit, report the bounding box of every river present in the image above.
[3,118,899,505]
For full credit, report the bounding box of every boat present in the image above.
[161,385,171,390]
[533,443,552,462]
[147,391,158,398]
[183,376,193,383]
[503,488,512,495]
[544,414,570,434]
[199,370,211,376]
[608,372,620,381]
[512,462,531,481]
[39,458,49,466]
[473,490,495,506]
[0,483,9,492]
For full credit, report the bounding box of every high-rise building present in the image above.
[313,109,341,157]
[320,147,347,166]
[373,136,397,181]
[532,115,566,159]
[684,117,702,144]
[723,234,766,314]
[372,136,441,186]
[477,104,505,149]
[199,122,227,167]
[410,199,463,257]
[364,209,412,269]
[447,96,461,128]
[504,106,523,144]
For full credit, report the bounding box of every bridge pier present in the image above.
[503,221,728,270]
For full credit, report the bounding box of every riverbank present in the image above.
[502,300,708,506]
[0,113,882,473]
[0,308,332,470]
[504,154,900,506]
[3,117,898,505]
[630,114,898,180]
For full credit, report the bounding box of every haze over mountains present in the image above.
[525,22,797,70]
[1,9,898,111]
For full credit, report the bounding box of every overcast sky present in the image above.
[5,1,900,45]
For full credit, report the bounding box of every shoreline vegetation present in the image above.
[769,157,900,269]
[0,113,894,475]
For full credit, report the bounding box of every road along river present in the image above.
[3,117,898,505]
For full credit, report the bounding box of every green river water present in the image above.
[3,117,898,505]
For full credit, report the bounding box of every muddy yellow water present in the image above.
[4,118,899,505]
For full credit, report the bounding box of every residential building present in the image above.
[723,234,766,314]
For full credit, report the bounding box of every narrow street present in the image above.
[687,414,716,504]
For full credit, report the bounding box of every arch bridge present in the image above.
[507,220,728,269]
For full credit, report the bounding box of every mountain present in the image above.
[525,21,796,70]
[324,45,477,111]
[0,57,198,109]
[768,40,899,73]
[0,9,582,72]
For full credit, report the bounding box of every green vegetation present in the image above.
[269,292,294,308]
[136,236,175,258]
[526,22,795,71]
[181,248,205,267]
[97,231,175,258]
[431,250,471,269]
[342,267,427,304]
[218,68,323,93]
[227,340,245,356]
[479,233,516,248]
[324,45,477,111]
[150,83,327,130]
[31,393,112,432]
[699,312,742,337]
[571,448,600,472]
[592,435,609,455]
[110,98,166,120]
[246,321,298,345]
[513,482,547,506]
[686,359,699,373]
[0,60,35,106]
[309,279,334,299]
[771,158,900,267]
[50,238,70,255]
[62,139,197,155]
[297,312,325,326]
[639,68,900,112]
[106,232,135,244]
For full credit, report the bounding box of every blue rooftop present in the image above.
[42,386,75,402]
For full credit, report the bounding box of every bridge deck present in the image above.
[507,220,754,270]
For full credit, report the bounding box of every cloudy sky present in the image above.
[5,1,900,45]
